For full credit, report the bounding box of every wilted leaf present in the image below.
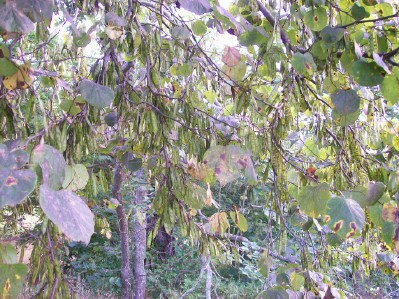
[0,264,28,299]
[209,212,229,235]
[325,196,365,239]
[39,185,94,245]
[105,26,124,40]
[80,80,114,109]
[382,204,399,223]
[222,46,241,67]
[331,89,360,115]
[32,144,66,190]
[298,183,330,218]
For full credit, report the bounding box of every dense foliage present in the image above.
[0,0,399,298]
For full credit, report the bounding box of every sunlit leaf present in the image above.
[0,264,28,299]
[192,20,207,36]
[304,7,327,31]
[222,59,247,81]
[62,164,89,191]
[208,211,229,235]
[39,185,94,245]
[298,183,330,218]
[0,58,18,76]
[325,196,365,239]
[332,108,360,126]
[80,80,114,109]
[32,144,65,190]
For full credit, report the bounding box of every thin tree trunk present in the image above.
[204,255,212,299]
[133,169,147,299]
[112,161,131,299]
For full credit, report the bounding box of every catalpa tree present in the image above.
[0,0,398,298]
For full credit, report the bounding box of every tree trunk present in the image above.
[133,169,147,299]
[204,255,212,299]
[112,161,131,299]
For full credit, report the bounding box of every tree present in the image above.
[0,0,399,298]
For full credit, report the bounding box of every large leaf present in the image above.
[351,60,384,87]
[32,144,65,190]
[80,80,114,109]
[0,264,28,299]
[331,89,360,115]
[320,26,345,45]
[325,196,365,239]
[208,211,229,235]
[297,183,330,218]
[0,58,18,76]
[331,108,360,126]
[62,164,89,191]
[0,144,37,209]
[304,7,327,31]
[292,52,316,77]
[381,67,399,104]
[177,183,207,210]
[39,185,94,245]
[0,244,17,264]
[222,46,241,67]
[0,4,34,34]
[222,59,247,81]
[256,287,289,299]
[14,0,53,22]
[177,0,212,15]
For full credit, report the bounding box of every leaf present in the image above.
[0,264,28,299]
[257,251,272,277]
[255,287,289,299]
[221,59,247,81]
[73,32,91,48]
[373,52,391,74]
[290,272,305,291]
[332,108,360,126]
[331,89,360,115]
[105,26,124,40]
[62,164,89,191]
[192,20,207,36]
[80,80,114,109]
[177,0,212,15]
[298,183,330,218]
[0,244,17,264]
[60,99,81,115]
[381,67,399,104]
[3,64,34,90]
[39,185,94,245]
[366,181,385,206]
[177,183,207,209]
[0,4,34,34]
[229,211,248,232]
[304,7,327,31]
[0,58,18,76]
[238,28,266,46]
[325,196,365,239]
[351,3,369,20]
[0,145,37,209]
[14,0,53,22]
[222,46,241,67]
[292,52,316,77]
[208,212,229,235]
[382,204,399,223]
[351,60,384,87]
[32,144,66,190]
[171,26,191,40]
[320,26,345,45]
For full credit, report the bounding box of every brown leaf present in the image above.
[222,46,241,67]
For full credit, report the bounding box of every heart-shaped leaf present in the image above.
[80,80,114,109]
[351,60,384,87]
[298,183,331,218]
[304,7,327,31]
[331,89,360,115]
[332,108,360,126]
[39,185,94,245]
[320,26,345,45]
[381,67,399,104]
[292,52,316,76]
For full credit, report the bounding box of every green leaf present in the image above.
[238,28,265,46]
[62,164,89,191]
[331,89,360,115]
[351,3,370,20]
[192,20,207,36]
[176,183,207,209]
[60,99,82,115]
[290,272,305,291]
[80,80,114,109]
[292,52,316,76]
[222,59,247,81]
[351,60,384,87]
[0,58,18,76]
[0,43,10,58]
[0,264,28,299]
[32,144,66,190]
[0,244,17,264]
[320,26,345,45]
[0,145,37,209]
[297,182,330,218]
[39,185,94,245]
[73,32,91,48]
[325,196,365,239]
[366,181,385,206]
[381,67,399,104]
[229,211,248,232]
[105,12,127,26]
[255,287,289,299]
[0,5,34,34]
[15,0,53,22]
[332,108,360,126]
[304,7,327,31]
[257,251,273,278]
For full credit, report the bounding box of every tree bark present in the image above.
[204,255,212,299]
[112,161,131,299]
[132,169,147,299]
